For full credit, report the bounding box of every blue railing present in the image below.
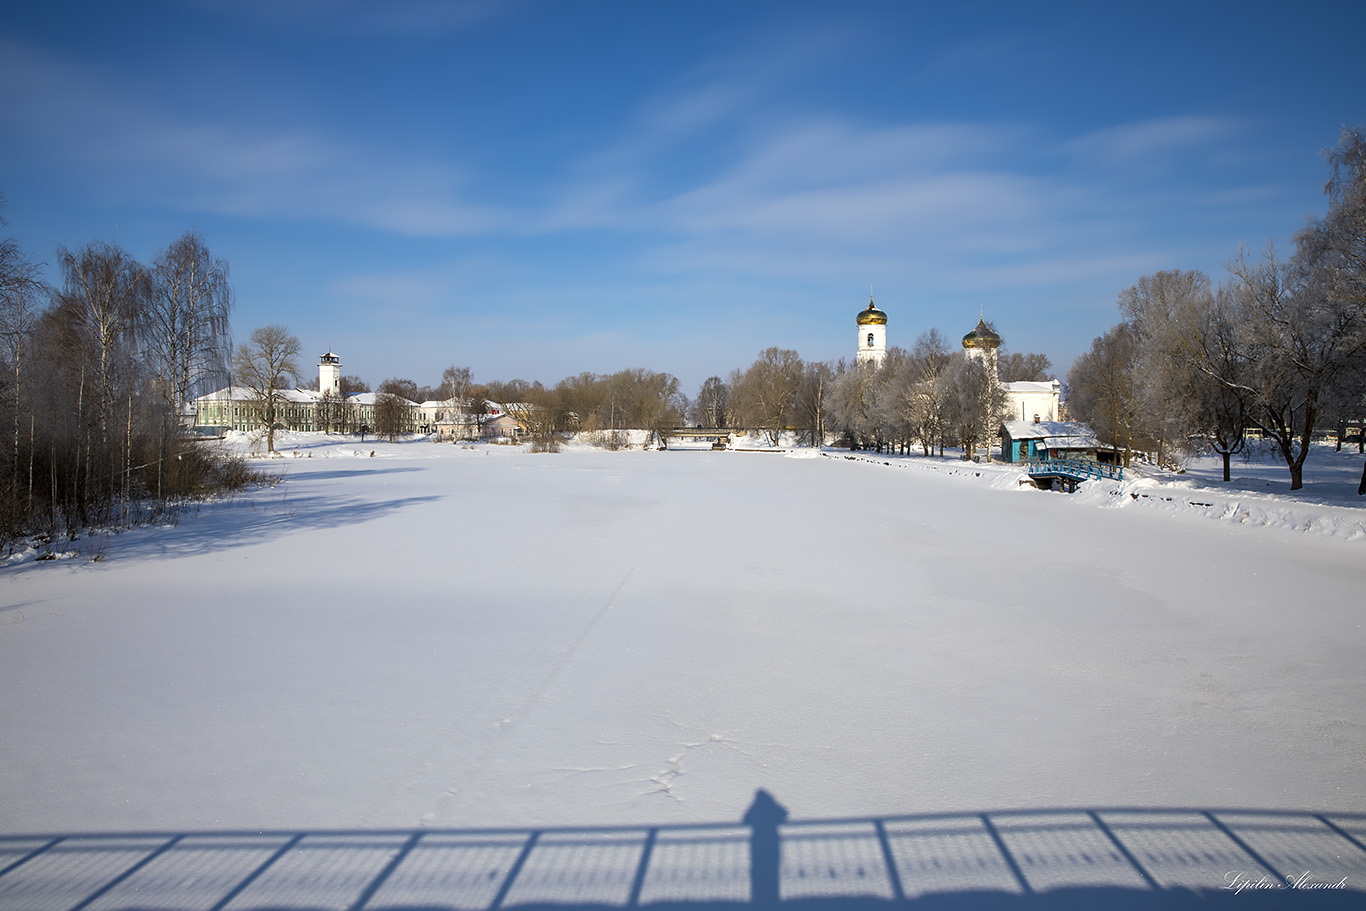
[1028,458,1124,482]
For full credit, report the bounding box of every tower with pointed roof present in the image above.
[961,317,1001,384]
[856,295,888,367]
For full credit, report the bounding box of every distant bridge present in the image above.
[668,428,733,448]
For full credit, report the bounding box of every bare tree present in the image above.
[690,376,730,428]
[378,377,419,403]
[1303,126,1366,320]
[998,351,1053,382]
[318,374,367,434]
[907,329,955,456]
[441,365,474,420]
[1177,292,1249,481]
[602,368,680,447]
[502,383,562,452]
[1298,125,1366,492]
[1221,246,1362,490]
[869,348,925,455]
[0,216,46,502]
[315,390,349,434]
[555,372,610,432]
[828,359,878,449]
[341,374,369,396]
[732,347,804,445]
[373,393,409,442]
[943,355,1007,461]
[56,241,151,451]
[465,385,490,439]
[794,360,835,447]
[147,229,233,413]
[1119,270,1248,479]
[1067,323,1142,465]
[374,378,420,441]
[1195,130,1363,490]
[232,325,301,453]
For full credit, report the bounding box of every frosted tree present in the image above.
[943,354,1006,461]
[1295,126,1366,492]
[903,329,955,456]
[441,365,475,432]
[0,210,46,504]
[56,241,151,452]
[828,359,878,450]
[1119,270,1247,479]
[148,230,233,413]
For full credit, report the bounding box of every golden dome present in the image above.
[962,318,1001,350]
[856,297,887,326]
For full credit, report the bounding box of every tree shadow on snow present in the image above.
[90,490,445,563]
[1,796,1363,911]
[272,465,428,482]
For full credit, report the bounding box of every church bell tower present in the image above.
[856,295,888,368]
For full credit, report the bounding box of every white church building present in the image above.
[854,297,1062,425]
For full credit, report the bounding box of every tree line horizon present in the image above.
[1,127,1362,547]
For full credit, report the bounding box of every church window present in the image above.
[867,332,874,348]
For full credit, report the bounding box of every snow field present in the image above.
[1,434,1363,836]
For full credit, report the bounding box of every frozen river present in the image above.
[2,438,1363,836]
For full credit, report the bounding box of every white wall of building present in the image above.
[856,322,886,367]
[319,354,341,397]
[1002,380,1061,424]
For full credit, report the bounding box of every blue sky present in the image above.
[2,1,1363,395]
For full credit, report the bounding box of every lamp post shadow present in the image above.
[743,788,790,906]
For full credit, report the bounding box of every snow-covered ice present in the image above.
[2,434,1363,836]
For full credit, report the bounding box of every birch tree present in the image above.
[56,241,151,452]
[148,230,233,413]
[1,221,45,501]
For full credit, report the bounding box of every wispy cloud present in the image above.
[329,255,513,319]
[1061,116,1250,169]
[0,39,510,236]
[542,26,859,230]
[0,30,1279,316]
[649,119,1040,237]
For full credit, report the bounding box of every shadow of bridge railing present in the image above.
[2,798,1364,910]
